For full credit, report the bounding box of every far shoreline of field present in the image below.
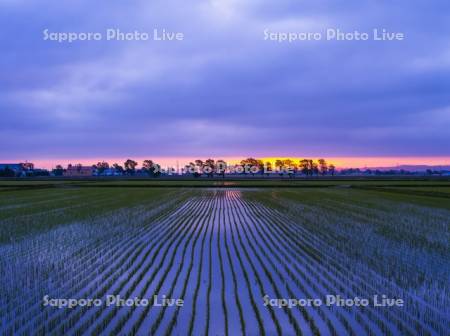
[1,176,450,191]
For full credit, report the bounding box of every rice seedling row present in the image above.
[1,188,448,335]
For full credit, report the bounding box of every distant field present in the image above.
[1,177,450,189]
[0,184,448,335]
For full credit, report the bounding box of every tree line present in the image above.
[48,158,336,177]
[184,158,335,177]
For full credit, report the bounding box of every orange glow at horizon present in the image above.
[260,157,450,169]
[3,156,450,170]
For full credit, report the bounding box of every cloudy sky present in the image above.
[1,0,449,166]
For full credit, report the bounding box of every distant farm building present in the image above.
[63,165,95,177]
[0,163,34,176]
[0,164,25,172]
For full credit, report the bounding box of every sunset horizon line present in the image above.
[2,156,450,170]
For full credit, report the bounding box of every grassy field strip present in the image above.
[107,194,211,334]
[310,198,450,284]
[61,195,206,335]
[204,193,215,336]
[216,191,259,334]
[217,193,246,336]
[131,195,213,334]
[3,190,181,257]
[233,192,351,336]
[214,194,230,335]
[0,189,115,220]
[308,189,450,251]
[63,198,202,333]
[0,190,181,288]
[230,190,387,335]
[0,193,113,232]
[163,192,215,336]
[243,198,395,335]
[237,191,372,336]
[226,192,267,335]
[1,191,188,331]
[1,187,448,335]
[0,189,182,244]
[0,188,79,207]
[189,192,216,336]
[359,186,450,200]
[1,193,188,335]
[278,203,450,333]
[210,190,265,335]
[227,191,296,335]
[279,193,450,315]
[136,195,212,333]
[0,218,139,328]
[244,198,399,336]
[149,194,215,335]
[0,191,135,223]
[245,192,448,335]
[205,192,228,335]
[219,191,261,335]
[60,199,197,335]
[0,187,115,211]
[217,192,246,335]
[4,179,449,189]
[0,194,80,212]
[249,199,431,335]
[0,194,125,250]
[43,197,199,335]
[258,189,450,311]
[0,192,141,244]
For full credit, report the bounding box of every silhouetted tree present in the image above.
[204,159,215,177]
[312,161,319,175]
[300,159,310,176]
[265,161,273,176]
[274,160,284,174]
[142,160,154,170]
[184,162,197,176]
[329,164,336,176]
[96,161,109,174]
[318,159,328,175]
[112,163,124,174]
[142,160,158,177]
[216,160,227,178]
[52,165,64,176]
[194,160,204,176]
[281,159,296,177]
[240,158,263,175]
[124,159,138,175]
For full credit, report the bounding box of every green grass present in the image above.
[1,177,449,189]
[243,187,450,292]
[351,186,450,209]
[1,179,448,243]
[0,188,178,243]
[0,184,448,334]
